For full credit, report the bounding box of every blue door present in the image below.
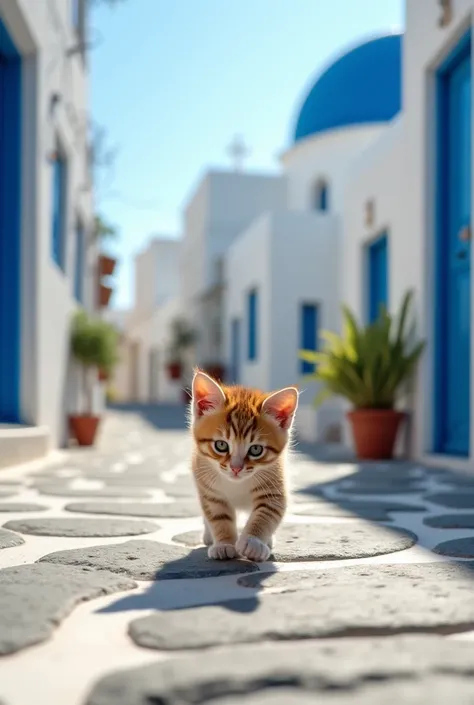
[0,21,22,422]
[367,234,388,323]
[300,303,318,375]
[435,34,471,455]
[230,318,241,383]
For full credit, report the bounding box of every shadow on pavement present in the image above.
[96,547,266,615]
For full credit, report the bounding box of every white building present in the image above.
[117,236,183,404]
[0,0,97,465]
[181,170,287,369]
[344,0,474,470]
[224,32,402,442]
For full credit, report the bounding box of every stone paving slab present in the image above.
[0,563,136,655]
[434,538,474,558]
[291,498,426,521]
[64,500,201,518]
[424,492,474,508]
[334,483,426,495]
[35,485,152,499]
[0,528,24,550]
[173,522,417,561]
[39,539,259,580]
[237,561,474,591]
[0,503,48,513]
[85,636,474,705]
[3,518,159,538]
[424,514,474,528]
[128,561,474,651]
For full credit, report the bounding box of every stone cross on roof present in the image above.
[226,134,251,172]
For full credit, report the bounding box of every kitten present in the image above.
[190,370,298,562]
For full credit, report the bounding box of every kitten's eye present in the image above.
[213,440,229,454]
[248,444,264,458]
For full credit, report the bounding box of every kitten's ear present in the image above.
[262,387,299,430]
[192,370,226,416]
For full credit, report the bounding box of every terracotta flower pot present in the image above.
[347,409,405,460]
[99,254,116,277]
[167,362,182,380]
[98,368,109,382]
[98,283,113,308]
[69,415,101,447]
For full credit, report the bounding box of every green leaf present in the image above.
[308,290,425,410]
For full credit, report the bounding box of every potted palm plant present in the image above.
[69,311,119,446]
[299,290,425,460]
[166,318,197,380]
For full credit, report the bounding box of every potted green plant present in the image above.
[299,290,425,460]
[166,318,197,380]
[69,311,119,446]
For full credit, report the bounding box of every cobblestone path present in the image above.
[1,405,474,704]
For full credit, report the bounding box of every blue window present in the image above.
[74,221,84,303]
[51,149,67,269]
[300,303,318,375]
[314,180,329,211]
[367,234,388,323]
[247,289,258,361]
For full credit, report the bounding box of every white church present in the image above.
[121,0,474,473]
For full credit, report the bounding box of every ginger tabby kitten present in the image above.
[190,370,298,562]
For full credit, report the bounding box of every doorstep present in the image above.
[0,424,50,469]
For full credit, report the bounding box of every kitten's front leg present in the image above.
[236,492,286,562]
[200,491,238,560]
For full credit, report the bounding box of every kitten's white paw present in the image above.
[267,535,274,549]
[236,535,271,562]
[208,543,238,560]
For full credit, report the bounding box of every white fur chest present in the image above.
[215,475,253,510]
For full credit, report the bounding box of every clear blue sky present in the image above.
[90,0,404,309]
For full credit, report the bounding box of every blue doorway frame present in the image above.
[366,233,389,323]
[434,30,472,456]
[0,20,22,422]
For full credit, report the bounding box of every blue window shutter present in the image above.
[300,304,318,375]
[74,222,84,302]
[247,289,258,361]
[51,154,66,269]
[367,234,389,323]
[319,184,328,211]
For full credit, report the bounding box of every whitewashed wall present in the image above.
[281,124,388,214]
[402,0,474,468]
[343,0,474,469]
[343,118,405,319]
[224,214,273,391]
[1,0,95,447]
[125,297,183,404]
[225,210,340,402]
[181,170,287,365]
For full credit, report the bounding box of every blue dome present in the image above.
[293,34,402,144]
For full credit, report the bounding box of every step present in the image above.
[0,424,50,469]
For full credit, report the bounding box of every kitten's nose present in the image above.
[231,465,243,476]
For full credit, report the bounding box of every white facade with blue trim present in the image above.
[0,0,96,460]
[344,0,474,470]
[224,32,402,443]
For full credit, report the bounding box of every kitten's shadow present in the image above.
[96,547,270,616]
